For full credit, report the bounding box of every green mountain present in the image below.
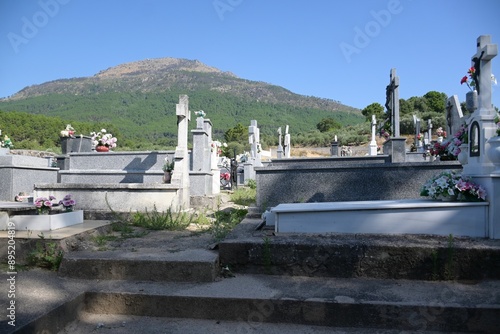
[0,57,363,149]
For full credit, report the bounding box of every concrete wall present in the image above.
[0,155,57,201]
[256,156,463,209]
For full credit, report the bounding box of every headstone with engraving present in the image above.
[426,119,432,146]
[284,125,291,158]
[248,120,262,167]
[369,115,377,156]
[445,95,464,138]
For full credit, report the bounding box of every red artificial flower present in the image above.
[460,76,468,85]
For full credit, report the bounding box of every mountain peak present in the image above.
[95,57,237,79]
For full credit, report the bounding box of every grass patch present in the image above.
[230,186,256,206]
[131,205,205,231]
[26,233,63,271]
[211,208,248,242]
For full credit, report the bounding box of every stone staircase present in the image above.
[6,217,500,333]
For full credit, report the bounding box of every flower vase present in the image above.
[457,144,468,165]
[486,136,500,173]
[437,136,443,143]
[438,194,457,202]
[466,90,478,112]
[95,145,109,152]
[163,171,172,183]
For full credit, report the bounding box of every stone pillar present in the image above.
[192,117,210,172]
[330,135,339,156]
[383,138,407,162]
[172,94,190,209]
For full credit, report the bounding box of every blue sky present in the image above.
[1,0,500,111]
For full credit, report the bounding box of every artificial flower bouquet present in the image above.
[91,129,117,148]
[420,170,486,201]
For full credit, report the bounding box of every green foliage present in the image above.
[316,117,342,132]
[27,234,63,271]
[0,71,364,150]
[224,123,248,142]
[246,179,257,190]
[131,206,198,230]
[230,186,257,206]
[361,102,385,122]
[211,208,247,242]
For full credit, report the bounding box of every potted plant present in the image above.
[34,196,57,215]
[162,158,175,183]
[420,170,487,202]
[91,129,117,152]
[59,194,76,212]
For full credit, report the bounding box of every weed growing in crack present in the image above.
[211,208,247,242]
[26,233,63,271]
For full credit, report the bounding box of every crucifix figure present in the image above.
[384,68,400,137]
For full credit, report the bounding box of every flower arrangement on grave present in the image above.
[34,196,57,214]
[460,67,476,91]
[1,134,13,149]
[194,110,206,118]
[162,158,175,172]
[429,123,468,159]
[60,124,75,137]
[379,129,391,140]
[436,127,447,138]
[59,194,76,212]
[461,67,497,91]
[35,194,76,214]
[420,170,486,202]
[221,171,231,181]
[211,140,228,155]
[91,129,117,149]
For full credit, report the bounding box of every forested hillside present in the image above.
[0,58,364,150]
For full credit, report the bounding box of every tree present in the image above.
[361,103,384,122]
[316,118,341,132]
[224,123,248,142]
[423,91,447,114]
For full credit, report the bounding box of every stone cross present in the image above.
[277,127,283,159]
[445,95,464,138]
[173,94,191,208]
[385,68,400,137]
[284,125,291,158]
[472,35,498,112]
[463,35,498,176]
[369,115,377,156]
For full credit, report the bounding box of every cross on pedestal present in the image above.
[463,35,498,176]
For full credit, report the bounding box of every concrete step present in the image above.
[58,249,219,282]
[219,218,500,281]
[13,274,500,333]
